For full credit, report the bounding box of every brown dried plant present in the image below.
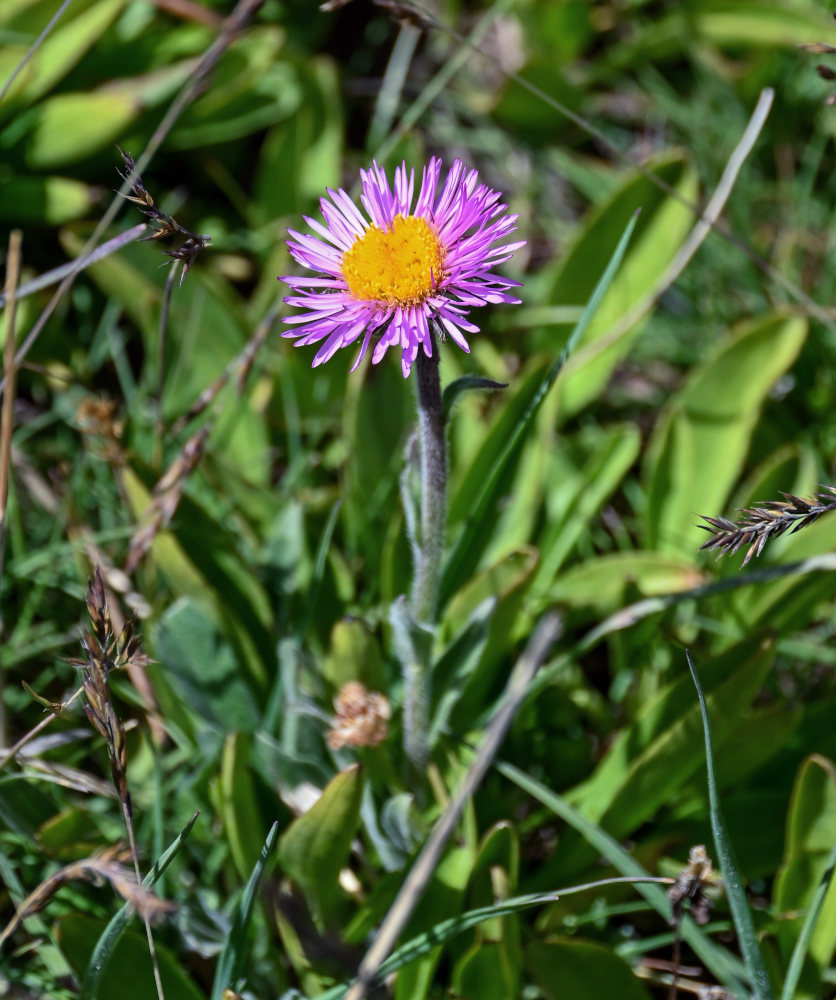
[123,422,211,573]
[71,568,166,999]
[117,147,210,285]
[75,395,125,466]
[698,487,836,566]
[666,845,720,1000]
[0,846,175,947]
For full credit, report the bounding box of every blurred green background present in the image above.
[4,1,836,998]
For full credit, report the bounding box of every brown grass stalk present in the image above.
[0,230,22,747]
[0,846,175,948]
[123,422,212,574]
[74,569,165,999]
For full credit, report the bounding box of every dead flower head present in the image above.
[668,844,718,926]
[75,396,124,463]
[327,681,390,750]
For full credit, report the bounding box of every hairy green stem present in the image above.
[403,658,429,773]
[411,327,446,624]
[399,326,447,772]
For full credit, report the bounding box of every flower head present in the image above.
[280,158,524,377]
[327,681,391,750]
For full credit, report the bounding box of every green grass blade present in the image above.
[300,497,341,641]
[80,811,200,999]
[317,877,668,1000]
[686,650,774,1000]
[780,838,836,1000]
[495,759,749,995]
[439,210,639,608]
[315,893,556,1000]
[210,821,279,1000]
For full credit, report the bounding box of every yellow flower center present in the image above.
[342,215,444,305]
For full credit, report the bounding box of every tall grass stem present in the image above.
[686,650,773,1000]
[0,229,21,746]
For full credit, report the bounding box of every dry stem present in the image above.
[75,569,164,1000]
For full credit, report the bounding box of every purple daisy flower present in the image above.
[280,157,525,378]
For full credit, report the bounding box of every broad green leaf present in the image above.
[429,597,494,748]
[527,938,652,1000]
[547,153,698,421]
[0,0,126,112]
[494,57,583,144]
[448,358,547,530]
[644,313,807,556]
[713,701,802,791]
[81,813,198,1000]
[211,822,279,1000]
[455,821,522,998]
[687,651,773,1000]
[61,914,204,1000]
[253,57,341,224]
[531,423,641,593]
[592,635,774,834]
[12,90,139,167]
[395,845,474,1000]
[441,547,539,730]
[0,175,96,224]
[0,0,52,27]
[153,598,260,734]
[605,1,836,68]
[342,355,413,562]
[218,734,268,881]
[547,551,704,611]
[322,618,386,693]
[278,765,364,926]
[453,942,520,1000]
[37,807,102,856]
[772,755,836,999]
[546,633,776,881]
[0,773,58,838]
[441,211,639,606]
[275,905,333,998]
[698,4,836,48]
[168,28,298,149]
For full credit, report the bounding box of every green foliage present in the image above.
[4,0,836,998]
